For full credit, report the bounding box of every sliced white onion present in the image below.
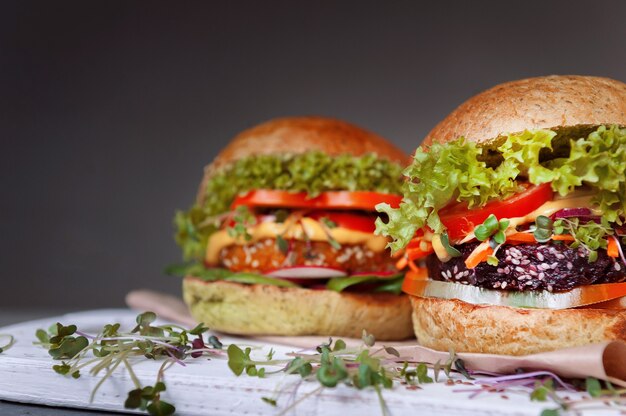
[264,266,347,279]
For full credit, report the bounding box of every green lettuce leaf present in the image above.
[166,263,298,288]
[175,152,404,261]
[376,125,626,252]
[326,273,404,293]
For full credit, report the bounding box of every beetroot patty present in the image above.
[427,241,626,292]
[220,239,396,274]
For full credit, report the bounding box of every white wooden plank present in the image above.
[0,309,590,415]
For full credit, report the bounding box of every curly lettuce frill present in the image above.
[376,125,626,253]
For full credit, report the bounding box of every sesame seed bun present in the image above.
[423,75,626,147]
[410,296,626,355]
[412,75,626,354]
[183,278,414,341]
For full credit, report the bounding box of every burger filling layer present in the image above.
[377,125,626,306]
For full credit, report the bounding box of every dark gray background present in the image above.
[2,0,626,309]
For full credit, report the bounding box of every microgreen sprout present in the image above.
[227,205,257,241]
[0,334,15,354]
[440,232,461,257]
[474,214,509,243]
[36,312,224,416]
[533,215,554,243]
[553,217,614,262]
[227,333,472,415]
[474,215,509,266]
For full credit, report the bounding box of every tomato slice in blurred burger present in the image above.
[231,190,402,212]
[308,211,377,233]
[439,182,553,241]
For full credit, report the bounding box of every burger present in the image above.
[172,116,414,340]
[375,75,626,354]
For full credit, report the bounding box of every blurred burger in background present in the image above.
[170,116,414,340]
[376,75,626,354]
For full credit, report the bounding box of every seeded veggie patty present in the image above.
[427,241,626,292]
[219,239,396,274]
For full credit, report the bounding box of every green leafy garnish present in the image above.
[585,377,602,397]
[165,264,298,288]
[534,215,554,243]
[474,214,509,243]
[326,273,404,294]
[36,312,225,416]
[176,152,404,260]
[227,336,469,414]
[440,232,461,257]
[226,206,256,241]
[553,218,614,262]
[376,125,626,252]
[0,334,15,354]
[530,378,556,402]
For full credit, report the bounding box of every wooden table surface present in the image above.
[0,309,116,415]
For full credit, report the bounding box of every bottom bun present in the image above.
[410,296,626,355]
[183,277,414,340]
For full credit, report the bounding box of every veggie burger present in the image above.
[174,116,414,340]
[376,75,626,354]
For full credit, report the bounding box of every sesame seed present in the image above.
[504,267,511,274]
[441,271,447,279]
[536,253,544,261]
[551,263,558,269]
[538,272,545,280]
[529,270,537,276]
[505,256,512,262]
[497,268,504,274]
[511,259,520,265]
[454,265,458,274]
[547,285,553,292]
[501,281,508,289]
[518,275,526,280]
[446,270,453,279]
[515,266,525,273]
[251,260,259,268]
[615,263,622,271]
[566,262,573,270]
[525,281,533,286]
[494,281,501,288]
[556,254,565,260]
[455,274,462,280]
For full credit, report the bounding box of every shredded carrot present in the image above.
[395,256,408,270]
[406,243,433,261]
[464,241,493,269]
[404,267,428,281]
[506,233,537,243]
[408,259,422,273]
[552,234,576,242]
[608,237,620,258]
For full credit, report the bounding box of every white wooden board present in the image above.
[0,309,603,415]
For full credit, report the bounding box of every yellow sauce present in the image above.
[206,217,388,265]
[433,193,597,261]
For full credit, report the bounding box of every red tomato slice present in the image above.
[439,182,553,241]
[231,190,402,212]
[308,211,377,233]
